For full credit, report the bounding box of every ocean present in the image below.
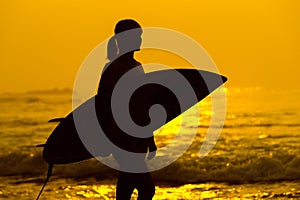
[0,87,299,199]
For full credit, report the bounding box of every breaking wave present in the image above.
[0,150,299,185]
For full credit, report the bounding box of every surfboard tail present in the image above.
[35,164,53,200]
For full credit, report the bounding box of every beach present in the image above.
[1,176,300,199]
[0,87,299,199]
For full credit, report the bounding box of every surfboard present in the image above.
[42,69,227,165]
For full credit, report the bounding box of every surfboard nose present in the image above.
[221,75,228,83]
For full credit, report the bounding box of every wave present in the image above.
[25,88,73,95]
[0,94,70,106]
[1,150,299,185]
[197,123,300,129]
[0,118,47,127]
[0,88,72,98]
[11,119,43,126]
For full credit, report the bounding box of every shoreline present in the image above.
[1,176,299,199]
[5,173,300,187]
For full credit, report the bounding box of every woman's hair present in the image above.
[107,36,118,61]
[114,19,141,34]
[107,19,142,61]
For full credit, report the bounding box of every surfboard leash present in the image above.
[35,163,53,200]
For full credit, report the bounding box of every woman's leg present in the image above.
[136,172,155,200]
[116,172,135,200]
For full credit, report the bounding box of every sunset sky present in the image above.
[1,0,299,92]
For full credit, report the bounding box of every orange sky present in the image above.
[1,0,300,92]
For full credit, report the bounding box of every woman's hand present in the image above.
[147,150,156,160]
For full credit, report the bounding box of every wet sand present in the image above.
[1,176,300,199]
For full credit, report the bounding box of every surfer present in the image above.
[96,19,157,200]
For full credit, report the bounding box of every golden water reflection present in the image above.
[59,183,245,199]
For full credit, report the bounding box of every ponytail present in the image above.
[107,36,119,61]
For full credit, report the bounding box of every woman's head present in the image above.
[107,19,143,61]
[114,19,142,55]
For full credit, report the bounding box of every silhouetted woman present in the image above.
[97,19,157,200]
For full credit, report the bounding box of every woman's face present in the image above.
[134,32,142,51]
[116,29,143,53]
